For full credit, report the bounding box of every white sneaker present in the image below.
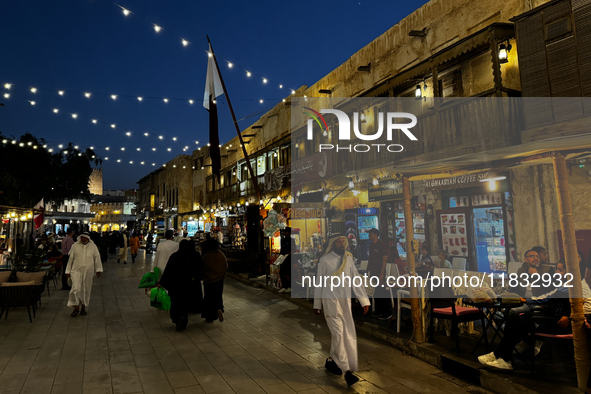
[285,288,291,293]
[278,288,286,293]
[514,341,528,354]
[478,352,497,365]
[534,341,543,356]
[485,358,513,370]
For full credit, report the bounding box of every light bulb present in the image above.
[105,147,110,150]
[58,144,63,148]
[279,84,283,89]
[126,132,131,136]
[122,8,130,16]
[137,96,143,101]
[195,141,199,144]
[167,148,171,152]
[260,99,263,103]
[53,108,59,113]
[208,52,212,57]
[228,62,233,68]
[117,159,121,163]
[153,24,161,32]
[85,92,91,98]
[58,90,64,96]
[263,78,267,83]
[144,132,149,136]
[121,147,125,151]
[92,119,97,123]
[129,161,133,164]
[152,148,156,151]
[136,148,140,151]
[488,179,497,191]
[291,90,296,95]
[111,95,117,100]
[30,87,37,93]
[189,99,194,104]
[141,161,144,165]
[246,71,251,77]
[159,136,163,139]
[152,163,155,166]
[4,83,10,89]
[207,143,210,146]
[3,93,9,99]
[111,124,116,128]
[89,146,93,149]
[163,98,168,103]
[71,114,78,119]
[172,137,177,141]
[30,101,36,105]
[282,99,285,103]
[182,39,188,46]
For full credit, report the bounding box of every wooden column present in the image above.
[403,176,424,343]
[552,152,589,390]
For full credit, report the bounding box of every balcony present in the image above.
[205,175,265,204]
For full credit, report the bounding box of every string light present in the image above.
[228,62,233,68]
[92,119,97,123]
[4,83,10,89]
[29,101,35,105]
[53,108,58,113]
[71,114,78,119]
[153,24,161,32]
[111,95,117,100]
[262,78,267,83]
[30,87,37,93]
[137,96,143,101]
[163,98,168,103]
[144,133,149,136]
[188,100,193,104]
[125,132,131,136]
[58,91,64,96]
[3,93,9,99]
[246,71,251,77]
[111,124,116,128]
[182,39,188,46]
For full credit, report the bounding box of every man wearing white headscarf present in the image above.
[314,234,370,386]
[66,232,103,317]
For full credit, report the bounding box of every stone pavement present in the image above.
[0,250,492,394]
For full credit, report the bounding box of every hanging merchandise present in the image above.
[262,208,287,237]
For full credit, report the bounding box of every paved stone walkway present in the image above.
[0,250,491,394]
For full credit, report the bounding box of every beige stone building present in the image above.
[137,0,591,272]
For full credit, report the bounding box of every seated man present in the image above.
[478,261,571,370]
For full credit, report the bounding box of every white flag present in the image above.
[203,43,224,110]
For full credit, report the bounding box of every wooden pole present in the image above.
[206,36,261,201]
[403,176,424,343]
[552,152,589,390]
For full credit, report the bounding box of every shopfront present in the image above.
[369,179,427,260]
[426,171,515,273]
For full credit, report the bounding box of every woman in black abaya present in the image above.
[159,239,203,331]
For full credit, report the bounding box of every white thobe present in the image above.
[314,251,370,372]
[66,240,103,307]
[154,239,179,275]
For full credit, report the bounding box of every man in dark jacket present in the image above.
[479,261,571,370]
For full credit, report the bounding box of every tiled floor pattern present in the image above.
[0,251,490,394]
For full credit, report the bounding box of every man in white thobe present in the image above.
[154,230,179,276]
[314,235,369,386]
[66,232,103,316]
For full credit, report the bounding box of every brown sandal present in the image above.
[71,309,79,317]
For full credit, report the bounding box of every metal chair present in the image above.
[451,257,467,271]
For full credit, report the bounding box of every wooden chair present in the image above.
[0,284,36,323]
[428,285,488,353]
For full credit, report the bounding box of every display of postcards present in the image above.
[450,226,457,234]
[457,215,465,224]
[443,226,448,234]
[442,215,448,224]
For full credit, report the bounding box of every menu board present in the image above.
[440,213,468,257]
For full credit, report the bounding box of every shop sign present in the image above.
[289,208,326,219]
[368,179,404,202]
[422,171,490,189]
[264,164,291,192]
[292,152,332,184]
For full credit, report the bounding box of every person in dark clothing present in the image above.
[201,238,227,323]
[146,233,154,254]
[279,238,295,293]
[46,244,62,259]
[109,232,119,255]
[99,232,110,263]
[159,240,203,331]
[367,228,391,320]
[479,261,572,370]
[15,233,23,249]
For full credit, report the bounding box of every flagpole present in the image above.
[206,36,262,202]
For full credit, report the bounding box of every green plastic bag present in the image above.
[138,267,160,288]
[150,287,171,311]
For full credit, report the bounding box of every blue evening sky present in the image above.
[0,0,429,190]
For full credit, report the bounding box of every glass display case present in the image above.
[473,207,506,272]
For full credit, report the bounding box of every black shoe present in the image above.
[379,314,393,320]
[124,262,127,264]
[345,371,359,386]
[117,259,120,263]
[325,359,342,375]
[371,312,381,318]
[62,286,71,291]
